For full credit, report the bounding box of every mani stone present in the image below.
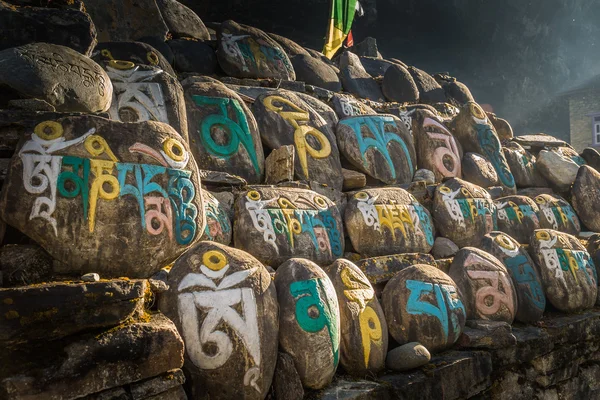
[382,264,467,353]
[338,51,385,102]
[217,20,295,80]
[412,110,462,182]
[337,114,416,185]
[291,54,342,92]
[495,195,542,244]
[382,64,419,103]
[159,241,278,400]
[385,342,431,372]
[200,189,232,245]
[356,253,436,289]
[0,244,52,287]
[0,43,112,113]
[0,116,205,278]
[462,152,499,188]
[185,80,265,183]
[480,232,546,323]
[529,229,597,312]
[275,258,340,389]
[432,178,497,248]
[156,0,210,40]
[407,66,446,104]
[83,0,168,42]
[536,150,580,192]
[92,41,176,78]
[345,188,435,257]
[330,93,377,119]
[448,247,517,324]
[325,259,388,377]
[233,186,344,267]
[534,194,581,236]
[503,142,545,188]
[451,102,516,194]
[572,166,600,232]
[253,90,343,190]
[102,62,188,141]
[295,92,339,134]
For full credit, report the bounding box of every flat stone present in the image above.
[330,93,377,119]
[413,169,435,184]
[156,0,209,40]
[512,134,568,152]
[265,145,295,184]
[352,37,380,58]
[386,342,432,372]
[81,272,100,282]
[457,324,517,350]
[7,99,55,112]
[198,170,247,187]
[342,168,366,190]
[313,379,389,400]
[537,150,580,192]
[129,369,185,400]
[0,244,52,287]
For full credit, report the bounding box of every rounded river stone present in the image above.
[495,195,542,244]
[92,41,176,77]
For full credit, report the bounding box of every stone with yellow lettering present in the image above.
[382,264,466,353]
[535,194,581,236]
[345,188,435,257]
[325,259,388,377]
[159,242,278,400]
[494,195,542,244]
[0,115,205,278]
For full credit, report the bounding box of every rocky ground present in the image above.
[2,1,600,399]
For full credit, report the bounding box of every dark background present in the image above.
[182,0,600,139]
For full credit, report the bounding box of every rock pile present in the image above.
[1,1,600,399]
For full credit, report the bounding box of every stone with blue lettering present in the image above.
[275,258,340,389]
[494,195,542,244]
[382,264,466,353]
[336,114,417,185]
[0,116,205,278]
[200,189,232,245]
[535,194,581,236]
[503,142,547,188]
[481,232,545,322]
[345,187,435,257]
[184,81,264,183]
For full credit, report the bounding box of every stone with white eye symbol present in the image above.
[160,137,190,169]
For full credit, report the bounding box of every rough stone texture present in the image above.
[159,242,278,400]
[462,152,500,188]
[535,194,581,236]
[351,37,380,58]
[537,150,581,192]
[0,1,97,56]
[233,186,344,267]
[273,352,304,400]
[0,313,184,399]
[413,169,435,184]
[487,113,514,142]
[434,74,475,106]
[581,147,600,171]
[432,178,497,248]
[168,39,218,75]
[291,54,341,92]
[330,93,377,119]
[0,43,112,113]
[337,114,416,185]
[156,0,209,40]
[407,66,446,104]
[268,33,311,57]
[294,92,339,133]
[199,189,232,245]
[345,188,434,257]
[275,258,340,390]
[503,142,547,188]
[432,237,459,259]
[386,342,431,372]
[512,134,569,152]
[92,41,175,78]
[0,244,52,287]
[360,57,397,78]
[338,52,384,102]
[217,20,295,80]
[0,116,205,278]
[342,168,366,191]
[83,0,168,42]
[494,195,542,244]
[529,229,597,312]
[572,165,600,232]
[382,64,419,103]
[264,145,294,184]
[356,253,436,288]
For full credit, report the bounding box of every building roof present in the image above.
[559,74,600,97]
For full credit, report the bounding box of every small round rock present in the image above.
[386,342,431,372]
[432,237,460,259]
[81,273,100,282]
[413,169,436,184]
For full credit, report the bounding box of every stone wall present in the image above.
[568,89,600,151]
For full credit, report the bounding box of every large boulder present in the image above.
[412,110,462,182]
[338,51,384,102]
[290,54,341,92]
[275,258,340,389]
[185,81,265,183]
[451,102,516,194]
[529,229,597,312]
[448,247,517,323]
[253,90,342,190]
[382,264,466,353]
[0,43,112,113]
[480,232,545,322]
[159,242,278,399]
[0,116,205,278]
[534,194,581,236]
[345,188,434,257]
[337,114,416,185]
[536,149,580,192]
[572,165,600,232]
[325,259,388,376]
[233,186,344,267]
[92,41,176,77]
[0,1,97,56]
[494,195,542,244]
[432,178,497,248]
[382,64,419,103]
[217,20,295,80]
[156,0,210,40]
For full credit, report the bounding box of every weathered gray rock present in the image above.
[581,147,600,171]
[386,342,431,372]
[0,43,112,113]
[529,229,597,312]
[535,194,581,236]
[360,57,397,78]
[413,169,435,184]
[253,90,343,190]
[382,64,419,103]
[462,152,500,188]
[356,253,436,288]
[503,142,546,188]
[480,232,545,323]
[345,188,434,257]
[536,150,580,192]
[407,66,446,104]
[512,133,568,152]
[217,20,295,80]
[342,168,366,191]
[382,264,466,352]
[448,247,517,323]
[200,189,232,245]
[81,272,100,282]
[0,1,96,55]
[325,259,388,376]
[168,39,218,74]
[275,258,340,389]
[339,52,384,102]
[185,80,264,183]
[273,352,304,400]
[159,242,278,400]
[330,93,377,119]
[434,74,474,106]
[0,244,52,287]
[92,41,175,77]
[295,92,339,133]
[351,37,380,58]
[572,166,600,232]
[268,33,311,57]
[487,113,513,142]
[138,36,176,64]
[0,116,205,278]
[291,54,341,92]
[432,237,459,259]
[495,195,542,244]
[337,114,416,185]
[156,0,209,40]
[233,186,344,267]
[264,145,294,184]
[432,178,497,248]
